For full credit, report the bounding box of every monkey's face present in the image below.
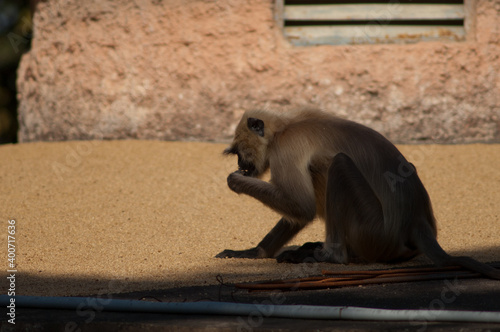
[224,115,269,178]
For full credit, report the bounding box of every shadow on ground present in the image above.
[4,252,500,331]
[5,263,500,332]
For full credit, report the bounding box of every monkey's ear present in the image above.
[247,118,265,137]
[223,146,237,155]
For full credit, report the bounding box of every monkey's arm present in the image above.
[216,217,305,258]
[216,167,316,259]
[227,170,316,223]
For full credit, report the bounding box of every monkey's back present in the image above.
[272,109,435,237]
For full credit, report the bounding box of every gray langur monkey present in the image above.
[216,108,500,279]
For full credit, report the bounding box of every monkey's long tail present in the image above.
[413,222,500,280]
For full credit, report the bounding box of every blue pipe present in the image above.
[2,295,500,322]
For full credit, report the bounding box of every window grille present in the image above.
[276,0,466,46]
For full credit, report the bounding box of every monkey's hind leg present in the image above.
[277,153,384,264]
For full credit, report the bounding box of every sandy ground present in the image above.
[1,140,499,297]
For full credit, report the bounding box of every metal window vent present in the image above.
[278,0,465,46]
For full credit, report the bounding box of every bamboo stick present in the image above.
[235,263,499,291]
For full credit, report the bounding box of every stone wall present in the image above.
[17,0,500,143]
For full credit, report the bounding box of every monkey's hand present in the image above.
[227,170,246,194]
[216,247,267,259]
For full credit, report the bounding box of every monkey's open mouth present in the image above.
[238,161,257,177]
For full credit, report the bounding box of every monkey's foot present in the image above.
[276,242,324,263]
[215,247,266,259]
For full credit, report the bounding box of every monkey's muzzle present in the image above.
[237,156,257,177]
[224,146,258,177]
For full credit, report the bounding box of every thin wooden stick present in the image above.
[236,271,480,291]
[321,265,465,276]
[234,263,500,291]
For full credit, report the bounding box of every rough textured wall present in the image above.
[17,0,500,143]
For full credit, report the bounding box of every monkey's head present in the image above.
[224,110,285,178]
